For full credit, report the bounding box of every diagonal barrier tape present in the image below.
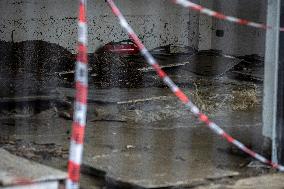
[106,0,284,172]
[173,0,284,32]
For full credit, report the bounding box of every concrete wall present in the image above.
[0,0,191,53]
[0,0,268,56]
[210,0,267,56]
[187,0,267,56]
[197,0,213,51]
[187,0,214,51]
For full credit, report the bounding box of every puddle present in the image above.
[0,81,268,188]
[0,41,269,188]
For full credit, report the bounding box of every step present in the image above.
[0,149,67,189]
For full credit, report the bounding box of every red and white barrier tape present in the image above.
[173,0,284,32]
[66,0,88,188]
[106,0,284,172]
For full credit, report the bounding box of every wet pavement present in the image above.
[0,40,280,188]
[195,173,284,189]
[0,79,272,188]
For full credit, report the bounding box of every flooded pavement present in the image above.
[0,40,280,188]
[0,78,273,188]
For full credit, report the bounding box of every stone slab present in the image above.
[83,150,239,188]
[195,173,284,189]
[0,149,67,187]
[0,181,58,189]
[81,124,251,189]
[184,54,242,77]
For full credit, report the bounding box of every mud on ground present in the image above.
[0,40,277,188]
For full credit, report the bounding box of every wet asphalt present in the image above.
[0,40,271,189]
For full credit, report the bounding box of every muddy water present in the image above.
[0,42,268,188]
[0,78,268,188]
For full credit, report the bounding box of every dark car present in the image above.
[95,39,140,55]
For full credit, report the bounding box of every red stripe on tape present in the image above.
[268,161,279,168]
[174,0,284,31]
[222,132,234,143]
[77,44,88,63]
[72,122,85,144]
[238,19,249,25]
[13,178,33,186]
[192,5,203,11]
[199,113,210,124]
[108,0,120,16]
[243,147,256,157]
[75,82,88,104]
[214,12,226,20]
[79,2,86,23]
[68,160,81,182]
[129,33,145,50]
[175,89,189,104]
[152,64,166,78]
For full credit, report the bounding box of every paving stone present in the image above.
[195,174,284,189]
[233,174,284,189]
[81,124,246,189]
[0,149,67,189]
[83,150,239,188]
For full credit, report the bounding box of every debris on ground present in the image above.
[0,95,72,119]
[0,40,75,97]
[149,44,197,55]
[246,161,272,169]
[91,114,127,123]
[57,111,73,120]
[229,54,264,82]
[231,85,259,111]
[0,139,69,161]
[195,173,284,189]
[183,49,242,77]
[91,51,144,88]
[117,96,171,105]
[125,145,136,149]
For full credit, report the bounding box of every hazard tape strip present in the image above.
[66,0,88,189]
[173,0,284,31]
[106,0,284,172]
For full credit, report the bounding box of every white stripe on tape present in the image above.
[73,102,87,126]
[145,53,156,65]
[226,16,239,22]
[209,122,224,135]
[247,22,263,28]
[66,179,79,189]
[233,140,245,150]
[76,62,88,85]
[163,76,179,92]
[201,8,215,16]
[254,153,268,163]
[178,0,191,7]
[78,22,87,45]
[119,17,129,28]
[186,102,200,115]
[70,140,83,164]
